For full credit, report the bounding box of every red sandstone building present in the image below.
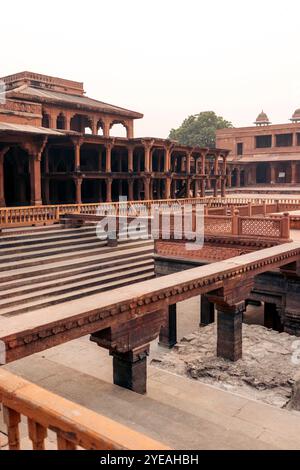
[216,111,300,187]
[0,72,228,207]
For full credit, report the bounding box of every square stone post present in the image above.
[30,156,42,206]
[200,296,215,326]
[106,178,112,202]
[216,302,245,361]
[159,304,177,348]
[128,146,134,172]
[111,346,149,395]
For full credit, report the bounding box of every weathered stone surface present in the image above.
[152,323,300,408]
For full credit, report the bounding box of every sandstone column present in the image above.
[216,302,245,361]
[30,155,42,206]
[106,177,112,202]
[159,304,177,348]
[200,296,215,326]
[75,178,83,205]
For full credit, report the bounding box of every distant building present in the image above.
[0,72,228,207]
[216,111,300,187]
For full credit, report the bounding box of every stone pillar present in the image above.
[74,142,81,171]
[128,146,134,172]
[128,180,134,201]
[111,346,149,394]
[227,172,232,187]
[200,296,215,326]
[186,152,191,174]
[143,143,152,173]
[106,178,112,202]
[200,152,206,175]
[105,143,112,173]
[159,304,177,348]
[216,302,245,361]
[264,302,283,332]
[144,177,150,200]
[270,164,276,184]
[30,156,42,206]
[291,161,297,184]
[214,154,219,175]
[75,178,82,205]
[164,147,171,173]
[165,178,171,199]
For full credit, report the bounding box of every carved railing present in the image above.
[0,369,169,451]
[0,198,210,227]
[0,197,299,231]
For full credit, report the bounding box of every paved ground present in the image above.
[2,297,300,450]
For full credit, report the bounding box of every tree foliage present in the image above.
[168,111,232,147]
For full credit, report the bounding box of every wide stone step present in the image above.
[0,271,155,317]
[0,239,154,272]
[0,249,153,293]
[0,258,154,300]
[0,261,155,310]
[0,244,154,282]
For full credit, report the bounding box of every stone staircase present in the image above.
[0,224,155,317]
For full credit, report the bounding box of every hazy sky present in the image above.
[1,0,300,137]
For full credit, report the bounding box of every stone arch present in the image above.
[109,120,128,138]
[70,114,93,134]
[42,113,50,128]
[56,113,66,130]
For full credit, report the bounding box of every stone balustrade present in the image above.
[0,369,169,451]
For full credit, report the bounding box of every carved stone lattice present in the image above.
[204,217,232,235]
[241,218,281,238]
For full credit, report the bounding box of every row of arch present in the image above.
[42,112,131,138]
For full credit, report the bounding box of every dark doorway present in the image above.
[4,147,30,206]
[256,163,268,184]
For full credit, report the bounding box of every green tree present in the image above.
[168,111,232,147]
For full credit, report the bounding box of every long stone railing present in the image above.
[0,197,299,229]
[0,198,210,228]
[0,369,169,451]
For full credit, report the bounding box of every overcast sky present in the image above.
[1,0,300,137]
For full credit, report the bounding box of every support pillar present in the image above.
[75,178,82,205]
[128,180,134,201]
[90,311,165,394]
[159,304,177,348]
[144,177,150,200]
[105,143,112,173]
[128,146,134,172]
[186,178,191,198]
[30,156,42,206]
[106,178,112,203]
[291,161,297,184]
[216,302,245,361]
[165,178,171,199]
[270,164,276,184]
[264,302,283,332]
[74,142,81,171]
[200,296,215,326]
[111,347,149,395]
